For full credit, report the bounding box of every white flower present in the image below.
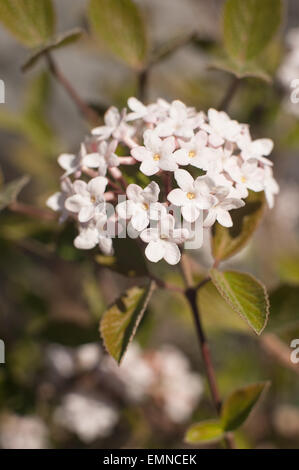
[174,131,208,168]
[117,181,166,231]
[91,106,134,141]
[140,214,189,265]
[131,130,178,176]
[263,166,280,208]
[201,108,242,146]
[46,177,74,222]
[83,140,119,176]
[225,157,265,195]
[65,176,108,223]
[155,100,197,139]
[126,97,169,123]
[74,212,113,255]
[204,185,245,228]
[168,169,215,222]
[237,128,274,165]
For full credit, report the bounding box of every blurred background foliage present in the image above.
[0,0,298,449]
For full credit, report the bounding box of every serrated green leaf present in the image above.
[88,0,148,69]
[22,28,83,72]
[0,175,30,211]
[221,382,269,431]
[212,191,265,262]
[0,0,55,48]
[223,0,282,63]
[185,420,224,444]
[210,269,269,335]
[100,281,155,363]
[198,281,250,333]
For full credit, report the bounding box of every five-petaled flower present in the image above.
[140,214,190,265]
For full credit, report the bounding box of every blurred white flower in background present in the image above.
[101,343,155,402]
[151,345,203,423]
[0,414,49,449]
[54,393,118,443]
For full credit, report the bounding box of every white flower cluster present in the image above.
[47,98,279,265]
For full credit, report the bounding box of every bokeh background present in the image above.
[0,0,299,449]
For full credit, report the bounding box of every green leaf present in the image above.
[95,237,149,278]
[221,382,269,431]
[0,175,30,211]
[22,28,83,72]
[88,0,148,69]
[212,191,265,262]
[198,281,250,333]
[210,269,269,335]
[210,58,271,83]
[223,0,282,63]
[185,420,224,444]
[100,281,155,363]
[0,0,55,48]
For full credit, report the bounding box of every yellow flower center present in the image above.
[187,192,195,200]
[142,202,149,211]
[241,176,247,183]
[188,150,196,158]
[153,153,160,161]
[90,195,96,203]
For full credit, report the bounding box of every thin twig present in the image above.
[9,201,56,221]
[45,52,99,125]
[218,75,240,112]
[137,69,149,102]
[150,274,184,294]
[180,254,236,449]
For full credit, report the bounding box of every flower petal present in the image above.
[174,169,194,192]
[126,184,143,202]
[182,205,200,223]
[87,176,108,197]
[140,159,159,176]
[216,209,233,227]
[131,211,149,231]
[167,188,187,206]
[145,240,164,263]
[65,194,86,213]
[131,146,151,162]
[78,205,95,223]
[163,241,181,265]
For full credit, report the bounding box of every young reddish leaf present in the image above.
[210,269,270,335]
[100,280,155,363]
[212,191,265,263]
[185,420,224,444]
[221,382,270,431]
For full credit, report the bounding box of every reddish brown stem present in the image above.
[218,76,240,112]
[9,201,56,221]
[45,53,99,125]
[180,255,236,449]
